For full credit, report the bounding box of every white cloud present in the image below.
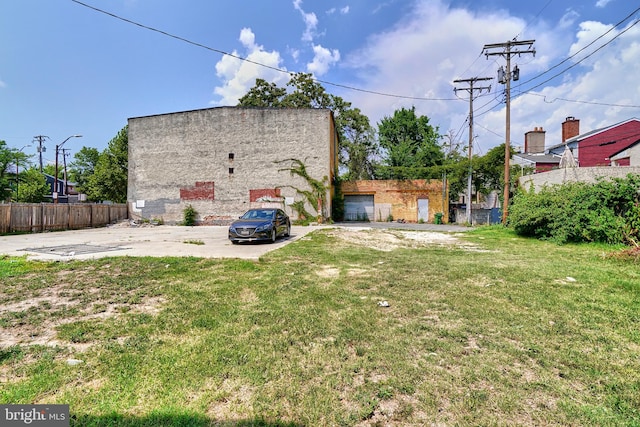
[307,44,340,76]
[0,78,6,89]
[326,6,349,15]
[293,0,319,42]
[340,0,639,152]
[558,9,580,30]
[212,28,288,106]
[595,0,614,8]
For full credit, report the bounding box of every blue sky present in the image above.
[2,0,639,164]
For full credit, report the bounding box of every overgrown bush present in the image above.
[508,174,640,245]
[182,204,198,226]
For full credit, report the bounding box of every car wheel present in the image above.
[270,228,277,243]
[284,222,290,237]
[231,240,239,245]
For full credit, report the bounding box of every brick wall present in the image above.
[128,107,337,223]
[341,179,447,223]
[562,117,580,142]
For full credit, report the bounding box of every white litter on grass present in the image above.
[566,277,577,282]
[66,359,84,366]
[378,300,390,307]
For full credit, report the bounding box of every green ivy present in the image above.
[275,158,329,223]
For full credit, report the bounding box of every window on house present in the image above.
[229,153,234,160]
[229,168,234,174]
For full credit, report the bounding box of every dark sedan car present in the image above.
[228,208,291,244]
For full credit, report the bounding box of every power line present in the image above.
[70,0,458,102]
[519,5,640,89]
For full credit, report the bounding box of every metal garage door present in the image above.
[344,195,374,221]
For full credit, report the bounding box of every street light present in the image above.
[54,135,82,203]
[15,144,31,202]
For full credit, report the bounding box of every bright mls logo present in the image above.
[1,405,69,426]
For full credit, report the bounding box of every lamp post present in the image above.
[54,135,82,203]
[15,144,31,202]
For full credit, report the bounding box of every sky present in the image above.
[2,0,639,165]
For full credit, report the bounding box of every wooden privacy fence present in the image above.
[0,203,128,234]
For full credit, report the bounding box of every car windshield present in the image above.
[241,210,275,220]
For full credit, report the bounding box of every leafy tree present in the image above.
[238,73,378,180]
[0,140,31,202]
[238,79,287,107]
[376,106,443,179]
[338,107,378,181]
[68,146,100,194]
[85,126,128,203]
[41,164,58,178]
[14,167,48,203]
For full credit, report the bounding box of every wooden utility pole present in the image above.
[483,39,535,223]
[33,135,49,172]
[453,77,492,225]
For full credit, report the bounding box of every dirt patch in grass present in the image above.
[326,228,479,252]
[0,273,164,350]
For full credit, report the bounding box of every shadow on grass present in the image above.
[71,413,303,427]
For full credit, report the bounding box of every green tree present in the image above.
[68,146,100,194]
[85,126,128,203]
[0,140,32,202]
[14,167,49,203]
[237,79,287,107]
[238,73,378,180]
[376,106,443,179]
[41,164,58,178]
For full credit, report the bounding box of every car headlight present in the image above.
[255,223,271,232]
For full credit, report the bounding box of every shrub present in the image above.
[508,174,640,245]
[182,204,198,226]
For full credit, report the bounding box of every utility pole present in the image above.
[483,39,535,223]
[454,77,492,225]
[62,148,71,198]
[33,135,49,172]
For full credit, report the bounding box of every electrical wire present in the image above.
[70,0,458,102]
[70,0,640,138]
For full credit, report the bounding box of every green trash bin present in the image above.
[435,212,443,224]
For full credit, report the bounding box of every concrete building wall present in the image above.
[341,179,447,223]
[128,107,337,224]
[519,166,640,192]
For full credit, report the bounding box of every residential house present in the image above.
[547,117,640,167]
[609,138,640,166]
[520,116,640,192]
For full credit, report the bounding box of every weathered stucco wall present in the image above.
[341,179,447,223]
[128,107,337,223]
[519,166,640,192]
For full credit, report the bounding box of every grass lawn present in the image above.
[1,226,639,426]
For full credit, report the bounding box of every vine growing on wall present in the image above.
[275,158,328,223]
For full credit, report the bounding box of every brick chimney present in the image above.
[524,127,546,153]
[562,116,580,142]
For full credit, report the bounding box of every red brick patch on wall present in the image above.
[250,188,281,202]
[180,182,215,201]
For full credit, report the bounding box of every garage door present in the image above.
[344,195,374,221]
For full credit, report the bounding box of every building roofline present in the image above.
[128,106,335,121]
[546,117,640,151]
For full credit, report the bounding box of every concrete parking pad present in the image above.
[0,222,470,261]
